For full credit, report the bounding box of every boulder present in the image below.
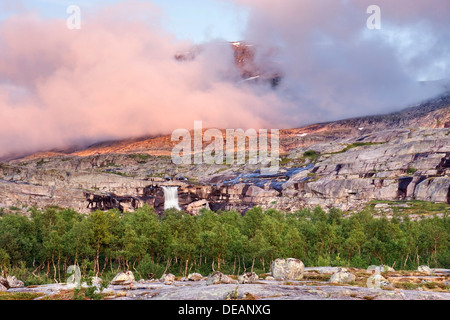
[206,272,237,285]
[0,276,9,289]
[6,276,24,288]
[265,276,275,281]
[329,269,356,284]
[238,272,259,284]
[187,273,204,281]
[110,271,135,285]
[270,258,305,280]
[418,265,433,275]
[379,265,395,272]
[160,273,176,285]
[0,283,7,292]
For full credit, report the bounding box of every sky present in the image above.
[0,0,449,158]
[0,0,249,43]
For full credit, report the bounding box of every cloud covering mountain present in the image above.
[0,0,449,158]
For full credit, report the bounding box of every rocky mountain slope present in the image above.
[0,94,449,215]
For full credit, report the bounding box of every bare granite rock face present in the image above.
[0,95,449,215]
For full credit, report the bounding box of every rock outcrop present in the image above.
[187,273,204,281]
[0,94,449,215]
[206,272,237,285]
[160,273,176,285]
[110,271,135,285]
[329,269,356,284]
[238,272,259,284]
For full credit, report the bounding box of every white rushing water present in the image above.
[162,186,181,211]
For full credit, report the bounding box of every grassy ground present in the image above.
[368,200,449,216]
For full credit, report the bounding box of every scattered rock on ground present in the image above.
[329,268,356,284]
[270,258,305,280]
[188,273,204,281]
[206,272,237,285]
[418,265,433,275]
[7,276,24,288]
[0,276,9,289]
[238,272,259,284]
[110,271,135,285]
[160,273,176,285]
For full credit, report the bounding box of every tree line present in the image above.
[0,205,448,284]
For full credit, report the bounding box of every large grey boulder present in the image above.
[0,283,7,292]
[418,265,433,275]
[110,271,135,285]
[0,276,9,289]
[329,268,356,284]
[206,272,237,285]
[238,272,259,284]
[270,258,305,280]
[7,276,24,288]
[187,273,204,281]
[160,273,176,285]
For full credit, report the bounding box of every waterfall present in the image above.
[162,186,181,211]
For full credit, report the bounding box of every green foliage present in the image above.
[303,150,319,162]
[406,167,417,175]
[0,204,448,284]
[128,153,151,163]
[0,292,44,300]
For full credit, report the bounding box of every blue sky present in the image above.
[0,0,249,43]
